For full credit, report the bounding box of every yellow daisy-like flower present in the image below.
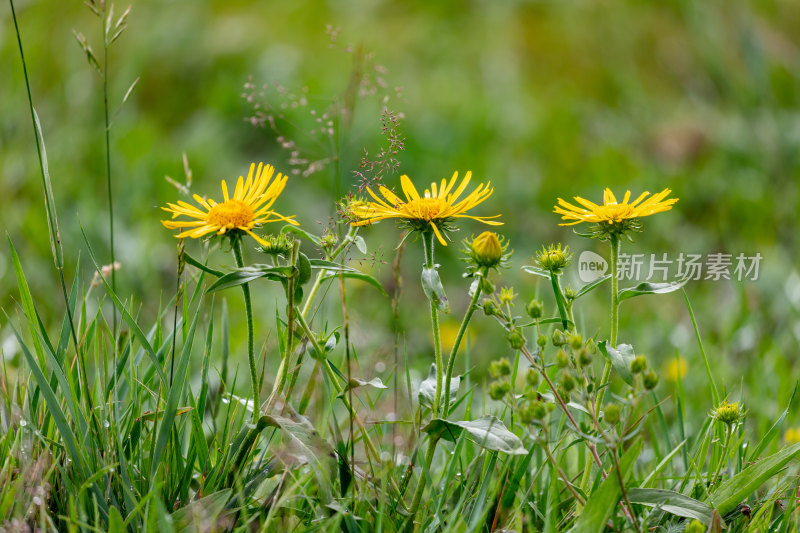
[161,162,298,246]
[554,188,678,227]
[349,172,502,245]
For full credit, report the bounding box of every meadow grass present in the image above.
[3,2,800,533]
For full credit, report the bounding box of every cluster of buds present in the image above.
[630,354,659,390]
[488,357,512,401]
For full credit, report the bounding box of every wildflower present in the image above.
[535,244,572,274]
[161,162,298,245]
[712,400,746,426]
[349,172,502,246]
[664,356,689,381]
[554,188,678,239]
[784,427,800,444]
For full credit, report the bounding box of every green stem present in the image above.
[595,234,620,412]
[550,273,569,330]
[710,424,733,487]
[232,238,259,423]
[683,289,720,406]
[443,268,486,417]
[101,12,117,341]
[406,437,439,529]
[421,230,443,418]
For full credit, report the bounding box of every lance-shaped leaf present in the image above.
[423,416,527,455]
[618,279,688,302]
[628,488,714,523]
[206,264,293,293]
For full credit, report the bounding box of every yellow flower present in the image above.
[663,356,688,381]
[554,188,678,227]
[784,427,800,445]
[349,172,502,245]
[161,162,298,246]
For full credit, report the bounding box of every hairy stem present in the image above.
[233,238,259,423]
[595,234,620,412]
[421,230,443,417]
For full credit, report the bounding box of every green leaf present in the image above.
[618,279,688,302]
[568,439,642,533]
[321,271,387,296]
[353,235,367,254]
[296,252,312,285]
[418,364,460,410]
[598,341,636,386]
[628,488,713,523]
[574,274,612,300]
[206,265,292,293]
[343,377,388,393]
[183,253,223,277]
[521,265,551,280]
[171,489,231,532]
[281,224,321,245]
[749,382,798,462]
[710,440,800,515]
[421,264,450,313]
[423,416,527,455]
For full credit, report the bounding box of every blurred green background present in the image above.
[2,0,800,427]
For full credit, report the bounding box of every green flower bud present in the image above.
[684,520,706,533]
[578,348,592,367]
[545,402,556,413]
[257,233,294,256]
[519,400,547,424]
[489,358,512,378]
[604,403,622,424]
[537,334,548,348]
[559,372,575,392]
[506,328,526,350]
[489,380,511,401]
[630,355,648,374]
[643,370,659,390]
[320,231,338,250]
[713,400,745,426]
[482,299,498,317]
[499,287,516,305]
[585,338,597,355]
[470,231,504,268]
[525,367,540,388]
[479,277,495,294]
[569,333,583,351]
[526,299,544,319]
[552,329,568,347]
[535,244,572,274]
[555,349,570,368]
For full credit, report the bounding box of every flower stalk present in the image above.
[232,237,259,423]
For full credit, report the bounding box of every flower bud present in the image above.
[526,299,543,319]
[604,403,622,424]
[630,355,648,374]
[713,400,744,426]
[506,328,526,350]
[470,231,504,268]
[535,244,572,274]
[499,287,516,305]
[569,333,583,351]
[555,349,570,368]
[482,299,498,317]
[489,380,511,401]
[643,370,659,390]
[537,334,548,348]
[559,372,575,392]
[519,400,547,423]
[578,348,592,367]
[552,329,568,347]
[489,358,512,378]
[525,367,539,388]
[479,277,495,294]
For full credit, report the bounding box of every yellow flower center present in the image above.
[596,202,637,223]
[207,200,255,228]
[407,197,448,221]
